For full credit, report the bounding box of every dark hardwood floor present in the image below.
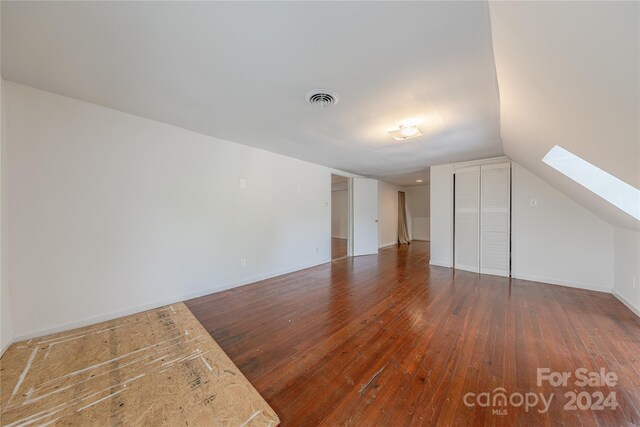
[186,242,640,426]
[331,238,348,261]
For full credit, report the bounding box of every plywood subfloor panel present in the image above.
[0,303,279,426]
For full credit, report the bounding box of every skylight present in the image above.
[542,145,640,221]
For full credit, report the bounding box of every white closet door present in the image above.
[454,166,480,273]
[480,163,511,276]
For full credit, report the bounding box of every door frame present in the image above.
[330,173,353,258]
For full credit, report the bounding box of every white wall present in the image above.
[331,190,348,239]
[3,82,333,341]
[430,164,454,267]
[1,80,12,355]
[378,180,399,247]
[403,185,430,241]
[613,228,640,315]
[511,163,614,292]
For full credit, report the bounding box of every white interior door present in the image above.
[352,178,379,256]
[480,163,511,276]
[454,166,480,272]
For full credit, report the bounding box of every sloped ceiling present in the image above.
[1,1,502,187]
[489,1,640,230]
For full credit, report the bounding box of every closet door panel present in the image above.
[480,163,511,276]
[454,166,480,273]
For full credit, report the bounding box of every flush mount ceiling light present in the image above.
[387,124,423,141]
[416,179,423,183]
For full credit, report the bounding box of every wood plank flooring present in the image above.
[186,242,640,426]
[331,238,348,261]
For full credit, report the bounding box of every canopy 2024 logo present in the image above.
[463,368,619,416]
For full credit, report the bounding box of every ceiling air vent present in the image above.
[306,90,338,107]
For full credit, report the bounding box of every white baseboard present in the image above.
[1,340,11,358]
[379,242,397,249]
[8,257,638,345]
[511,273,612,294]
[430,260,453,268]
[613,290,640,317]
[10,258,331,343]
[480,267,510,277]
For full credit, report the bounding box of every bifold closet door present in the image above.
[454,166,480,273]
[480,163,511,276]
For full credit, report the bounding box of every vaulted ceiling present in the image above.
[1,1,502,187]
[1,1,638,225]
[489,1,639,230]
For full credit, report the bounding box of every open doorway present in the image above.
[331,174,350,260]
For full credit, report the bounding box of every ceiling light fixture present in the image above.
[416,179,423,183]
[388,124,422,141]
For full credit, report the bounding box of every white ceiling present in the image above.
[1,1,503,187]
[489,1,639,230]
